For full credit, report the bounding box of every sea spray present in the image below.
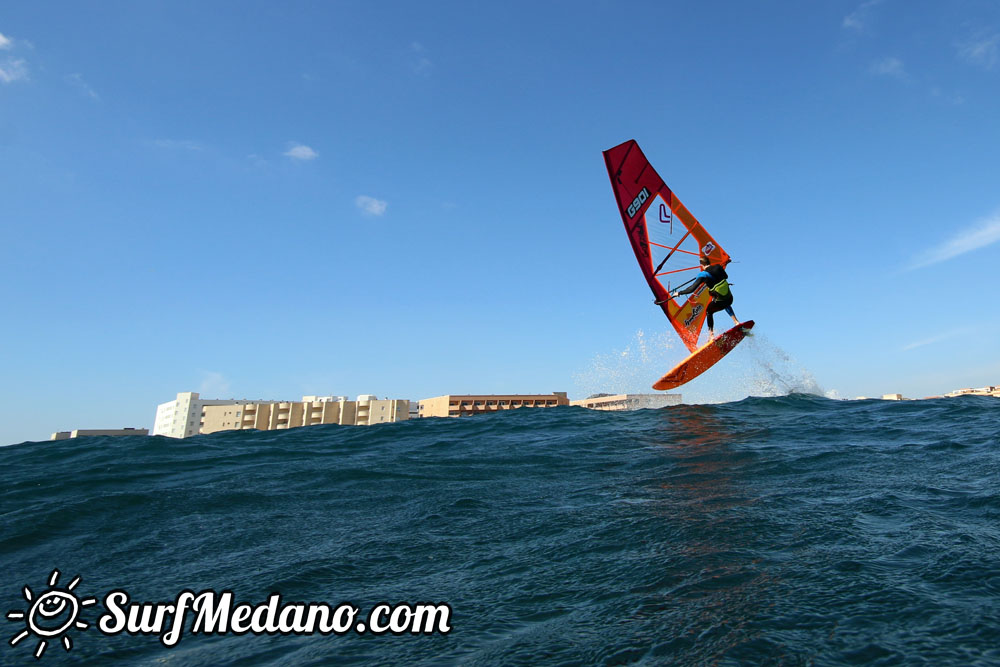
[575,326,837,403]
[681,330,830,403]
[572,329,678,397]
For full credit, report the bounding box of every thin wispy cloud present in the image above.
[355,195,387,217]
[902,328,970,351]
[907,210,1000,270]
[411,42,432,76]
[843,0,884,32]
[151,139,204,151]
[199,371,231,398]
[930,86,965,106]
[958,31,999,70]
[66,73,99,100]
[284,143,318,160]
[869,56,906,79]
[0,57,27,83]
[0,31,28,84]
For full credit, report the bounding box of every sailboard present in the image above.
[602,139,753,390]
[652,319,755,390]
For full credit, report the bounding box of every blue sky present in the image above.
[2,1,999,445]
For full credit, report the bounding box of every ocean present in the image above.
[2,395,999,665]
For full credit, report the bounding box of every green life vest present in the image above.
[703,264,731,298]
[709,280,730,298]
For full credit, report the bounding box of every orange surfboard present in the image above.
[653,321,755,390]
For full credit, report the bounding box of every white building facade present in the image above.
[153,392,410,437]
[152,392,267,438]
[569,393,683,411]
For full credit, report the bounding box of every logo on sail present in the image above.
[627,188,650,218]
[683,304,704,327]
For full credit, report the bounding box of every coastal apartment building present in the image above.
[944,386,1000,398]
[152,392,271,438]
[51,428,149,440]
[154,392,409,438]
[418,392,570,418]
[200,395,409,434]
[569,393,682,411]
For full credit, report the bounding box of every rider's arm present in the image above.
[674,271,710,297]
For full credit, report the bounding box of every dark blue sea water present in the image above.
[2,395,999,665]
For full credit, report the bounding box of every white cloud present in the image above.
[869,56,906,78]
[907,211,1000,270]
[66,73,99,100]
[0,32,12,50]
[411,41,432,75]
[902,328,971,351]
[0,57,27,84]
[199,371,231,398]
[843,0,883,32]
[355,195,387,217]
[284,143,318,160]
[958,32,1000,70]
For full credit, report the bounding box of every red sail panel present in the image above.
[603,139,729,352]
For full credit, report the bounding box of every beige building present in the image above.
[153,392,270,438]
[569,393,682,411]
[199,395,409,434]
[418,392,569,418]
[944,386,1000,398]
[51,428,149,440]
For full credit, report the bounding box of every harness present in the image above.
[709,281,731,298]
[703,264,731,299]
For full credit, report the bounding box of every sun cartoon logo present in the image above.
[6,569,97,659]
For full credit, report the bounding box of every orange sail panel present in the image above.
[602,140,729,352]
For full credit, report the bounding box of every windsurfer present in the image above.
[669,256,740,340]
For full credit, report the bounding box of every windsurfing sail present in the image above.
[603,139,730,353]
